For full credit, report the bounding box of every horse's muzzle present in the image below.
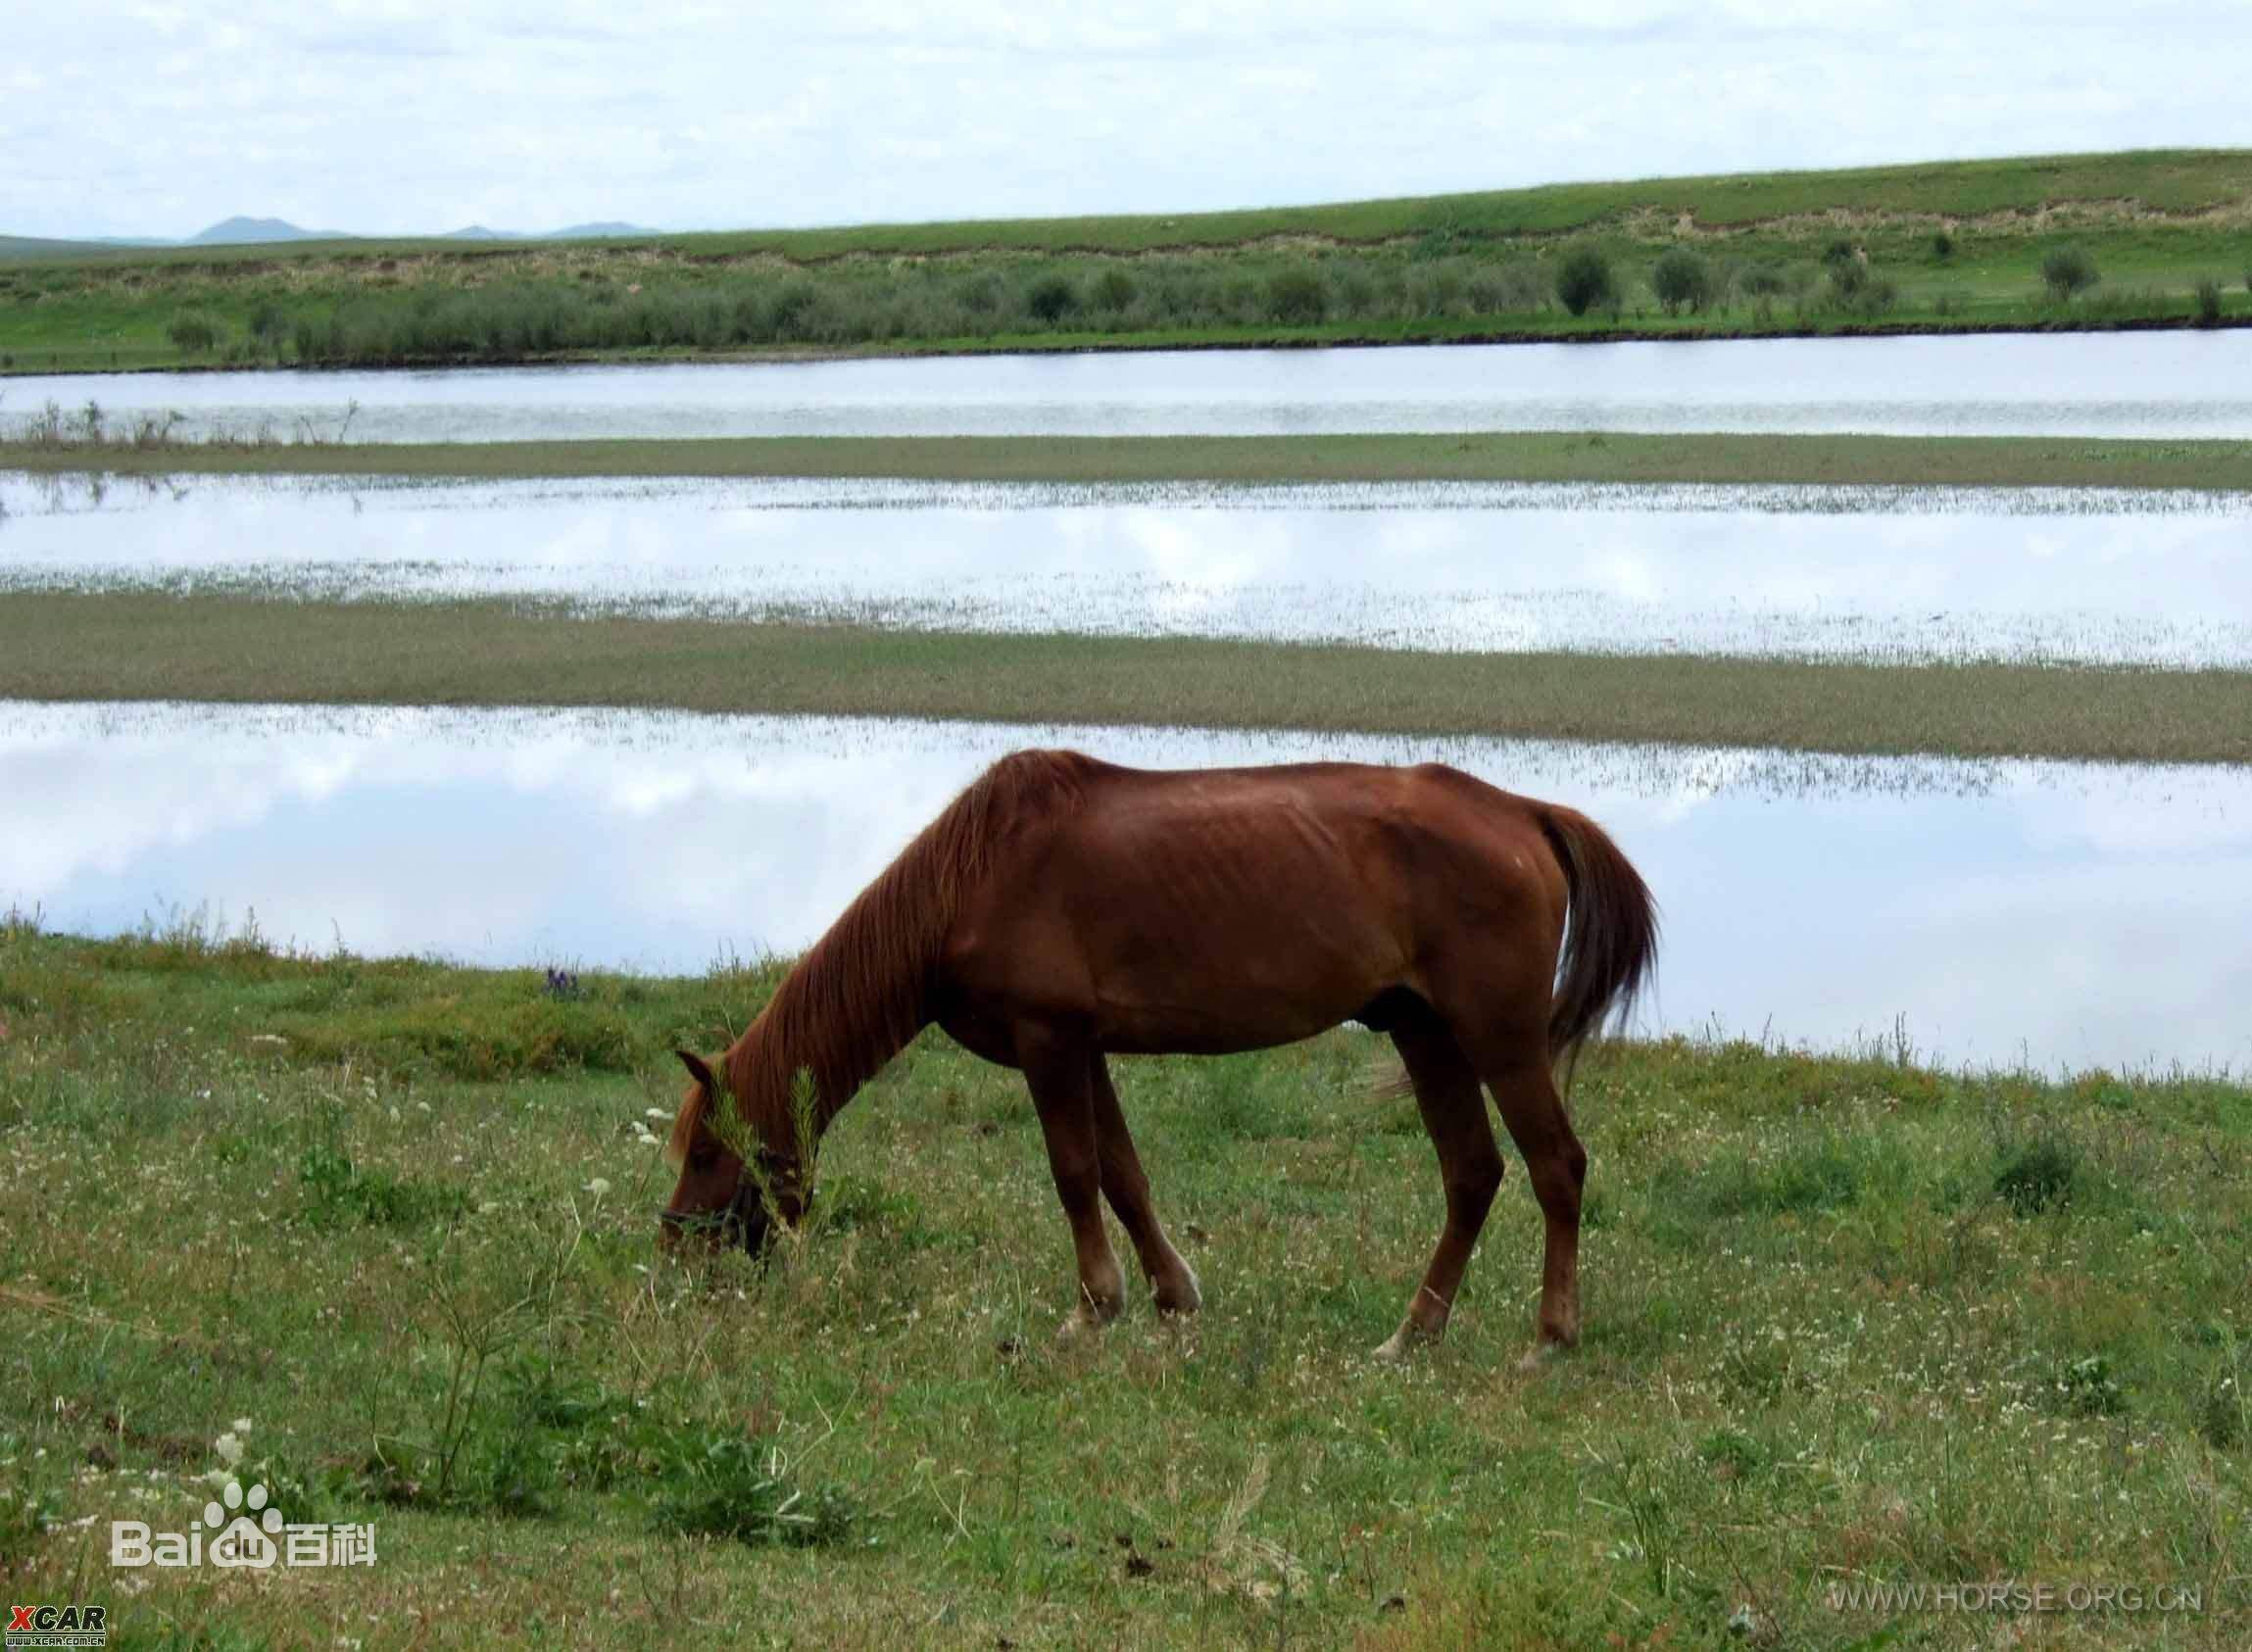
[660,1177,769,1255]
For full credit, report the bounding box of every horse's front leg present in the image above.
[1020,1032,1126,1337]
[1090,1052,1200,1316]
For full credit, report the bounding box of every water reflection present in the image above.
[5,474,2247,665]
[4,702,2246,1075]
[6,330,2252,443]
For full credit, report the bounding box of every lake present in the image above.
[6,701,2246,1076]
[6,473,2248,666]
[7,329,2252,443]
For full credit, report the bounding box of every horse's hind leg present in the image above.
[1462,1038,1588,1365]
[1019,1031,1127,1337]
[1375,1007,1503,1360]
[1090,1054,1201,1315]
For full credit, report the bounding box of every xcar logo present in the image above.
[4,1603,107,1650]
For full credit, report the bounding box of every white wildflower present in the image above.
[214,1433,243,1466]
[584,1178,612,1197]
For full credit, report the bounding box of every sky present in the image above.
[6,2,2246,241]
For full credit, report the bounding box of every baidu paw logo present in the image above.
[203,1479,282,1569]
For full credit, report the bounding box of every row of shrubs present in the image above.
[156,243,2249,364]
[157,246,1908,364]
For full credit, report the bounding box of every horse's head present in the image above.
[658,1050,772,1256]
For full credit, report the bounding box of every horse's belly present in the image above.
[1086,914,1402,1054]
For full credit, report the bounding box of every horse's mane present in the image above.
[672,749,1099,1167]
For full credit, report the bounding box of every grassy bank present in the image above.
[5,149,2251,373]
[10,430,2252,491]
[4,593,2252,764]
[1,922,2244,1647]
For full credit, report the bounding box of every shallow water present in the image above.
[5,701,2247,1076]
[8,330,2252,443]
[5,473,2248,665]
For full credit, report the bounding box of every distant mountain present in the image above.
[189,216,353,245]
[442,221,658,241]
[0,233,115,258]
[4,217,665,257]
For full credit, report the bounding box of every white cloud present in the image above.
[5,3,2244,239]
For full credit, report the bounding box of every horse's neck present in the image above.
[730,770,994,1162]
[730,963,928,1163]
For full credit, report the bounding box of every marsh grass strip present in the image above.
[4,593,2250,764]
[7,430,2252,491]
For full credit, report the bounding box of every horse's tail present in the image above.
[1534,803,1658,1076]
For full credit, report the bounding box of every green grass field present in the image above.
[1,922,2244,1647]
[5,147,2250,1646]
[4,149,2250,372]
[10,430,2252,492]
[4,593,2251,765]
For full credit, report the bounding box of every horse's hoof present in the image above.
[1371,1329,1426,1362]
[1518,1339,1571,1373]
[1153,1273,1203,1317]
[1057,1305,1118,1342]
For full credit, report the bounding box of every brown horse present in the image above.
[662,750,1655,1364]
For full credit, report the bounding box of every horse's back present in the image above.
[941,756,1563,1051]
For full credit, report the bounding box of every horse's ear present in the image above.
[675,1049,716,1093]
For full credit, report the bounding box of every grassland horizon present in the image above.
[6,147,2252,374]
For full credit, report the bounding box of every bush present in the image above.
[761,280,820,340]
[1738,263,1792,297]
[1090,267,1137,313]
[166,311,222,355]
[2040,244,2100,302]
[954,270,1004,316]
[1465,261,1543,314]
[1994,1134,2080,1216]
[1024,272,1080,323]
[2195,277,2224,324]
[650,1429,857,1547]
[1824,264,1898,316]
[1218,272,1261,323]
[295,1144,465,1229]
[1932,229,1955,260]
[1822,239,1859,269]
[1263,266,1328,325]
[1650,247,1714,315]
[1332,265,1378,316]
[1554,244,1616,317]
[1413,262,1467,316]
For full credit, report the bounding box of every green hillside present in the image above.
[4,149,2248,373]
